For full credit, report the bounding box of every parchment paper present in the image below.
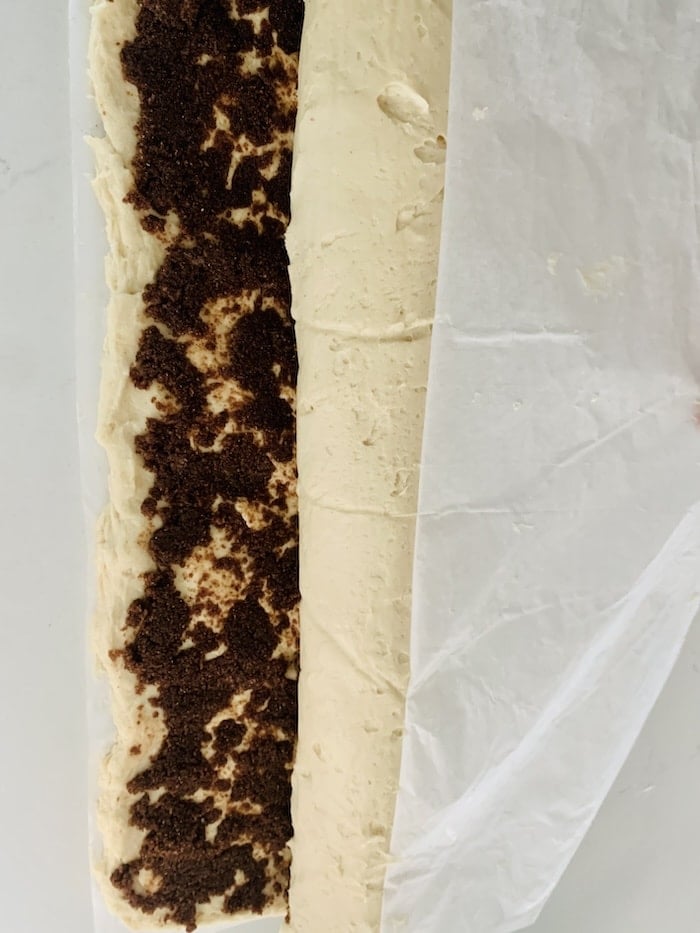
[69,2,115,928]
[382,2,700,931]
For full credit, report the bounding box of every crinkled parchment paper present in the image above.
[383,2,700,931]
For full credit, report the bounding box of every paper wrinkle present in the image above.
[382,1,700,931]
[385,506,700,933]
[444,324,585,347]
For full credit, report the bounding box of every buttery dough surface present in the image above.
[287,1,452,930]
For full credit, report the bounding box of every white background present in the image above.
[0,3,92,932]
[1,4,698,933]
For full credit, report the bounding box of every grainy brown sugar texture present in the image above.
[100,1,305,929]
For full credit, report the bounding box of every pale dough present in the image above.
[287,1,453,930]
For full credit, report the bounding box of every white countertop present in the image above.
[0,5,697,933]
[0,4,92,932]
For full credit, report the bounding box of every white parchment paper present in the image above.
[69,2,116,930]
[382,2,700,931]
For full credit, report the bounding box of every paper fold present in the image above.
[383,2,700,930]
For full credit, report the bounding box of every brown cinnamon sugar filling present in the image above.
[107,2,304,928]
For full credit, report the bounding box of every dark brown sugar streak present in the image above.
[108,2,304,929]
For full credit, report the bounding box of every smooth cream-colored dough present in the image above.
[287,1,453,930]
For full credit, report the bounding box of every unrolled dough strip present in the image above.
[90,1,303,929]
